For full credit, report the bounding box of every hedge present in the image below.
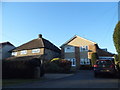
[2,58,41,79]
[113,21,120,61]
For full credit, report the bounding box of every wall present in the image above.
[44,48,60,61]
[88,44,97,59]
[67,36,96,47]
[80,51,88,59]
[75,47,80,69]
[61,48,64,59]
[2,45,15,59]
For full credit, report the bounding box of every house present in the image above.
[97,48,114,60]
[11,34,61,61]
[60,35,114,70]
[0,42,15,60]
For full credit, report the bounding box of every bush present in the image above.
[45,62,63,73]
[45,58,71,73]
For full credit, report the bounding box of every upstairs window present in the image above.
[12,52,17,56]
[32,49,40,53]
[80,46,88,52]
[65,46,75,52]
[20,50,27,55]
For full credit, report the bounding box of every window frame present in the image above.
[64,46,75,53]
[65,58,76,66]
[20,50,27,55]
[12,52,17,56]
[80,58,90,65]
[80,46,88,52]
[32,48,40,53]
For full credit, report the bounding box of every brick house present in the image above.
[5,34,61,78]
[11,34,60,61]
[60,35,114,70]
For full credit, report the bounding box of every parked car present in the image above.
[93,60,117,77]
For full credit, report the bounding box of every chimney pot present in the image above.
[39,34,42,38]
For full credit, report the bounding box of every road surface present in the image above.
[3,70,120,88]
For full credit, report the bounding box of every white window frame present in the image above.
[20,50,27,55]
[32,49,40,53]
[80,58,84,65]
[65,58,76,66]
[80,46,88,52]
[80,58,90,65]
[71,58,76,66]
[64,46,75,53]
[12,52,17,56]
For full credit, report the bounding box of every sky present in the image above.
[1,2,118,54]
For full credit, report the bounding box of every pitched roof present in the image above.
[60,35,96,47]
[12,35,60,53]
[0,42,15,48]
[97,49,114,57]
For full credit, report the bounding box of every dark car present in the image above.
[93,60,117,77]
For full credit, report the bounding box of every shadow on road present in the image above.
[94,74,120,79]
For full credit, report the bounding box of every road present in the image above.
[3,70,120,88]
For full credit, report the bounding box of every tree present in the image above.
[114,54,119,64]
[91,53,98,67]
[113,21,120,61]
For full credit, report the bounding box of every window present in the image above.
[32,49,40,53]
[80,46,88,52]
[65,58,76,66]
[80,58,84,65]
[71,58,76,66]
[80,58,90,65]
[20,50,27,55]
[12,52,17,56]
[65,46,75,52]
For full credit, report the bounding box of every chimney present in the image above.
[38,34,42,38]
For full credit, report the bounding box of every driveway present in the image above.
[3,70,120,88]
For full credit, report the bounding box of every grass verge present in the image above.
[2,77,45,87]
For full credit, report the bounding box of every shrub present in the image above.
[45,58,71,73]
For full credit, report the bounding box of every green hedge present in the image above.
[45,58,72,73]
[2,58,41,79]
